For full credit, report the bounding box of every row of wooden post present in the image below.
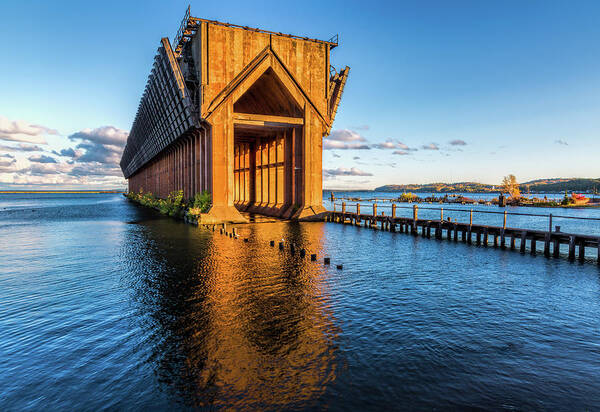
[338,203,564,234]
[334,202,599,263]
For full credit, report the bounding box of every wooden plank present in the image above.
[520,231,527,253]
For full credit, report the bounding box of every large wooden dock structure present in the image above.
[328,203,600,264]
[120,7,349,223]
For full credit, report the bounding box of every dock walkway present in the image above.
[327,203,600,264]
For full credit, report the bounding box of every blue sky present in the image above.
[1,0,599,189]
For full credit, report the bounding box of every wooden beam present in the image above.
[233,113,304,126]
[233,112,304,127]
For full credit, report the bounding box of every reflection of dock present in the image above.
[327,203,600,264]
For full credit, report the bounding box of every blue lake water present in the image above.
[1,192,600,410]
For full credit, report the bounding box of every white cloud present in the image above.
[324,140,371,150]
[449,139,467,146]
[0,123,128,189]
[323,167,373,177]
[325,129,376,150]
[371,139,418,151]
[0,143,46,152]
[372,140,397,149]
[329,129,367,142]
[67,125,128,164]
[28,154,58,164]
[0,115,57,144]
[422,143,440,150]
[69,125,128,146]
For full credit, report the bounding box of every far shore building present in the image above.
[120,8,349,222]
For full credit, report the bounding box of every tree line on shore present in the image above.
[375,177,600,194]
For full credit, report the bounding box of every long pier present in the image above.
[326,203,600,264]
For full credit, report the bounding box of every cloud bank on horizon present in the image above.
[323,126,475,188]
[0,113,474,190]
[0,115,127,190]
[0,114,582,191]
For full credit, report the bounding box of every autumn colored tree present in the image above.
[502,174,521,198]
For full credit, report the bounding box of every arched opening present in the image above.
[232,67,305,217]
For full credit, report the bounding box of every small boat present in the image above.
[572,193,590,205]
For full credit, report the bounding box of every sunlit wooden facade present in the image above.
[120,8,349,222]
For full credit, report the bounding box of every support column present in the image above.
[204,104,247,223]
[292,106,326,220]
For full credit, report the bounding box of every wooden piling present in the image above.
[510,235,516,250]
[476,231,481,246]
[553,238,560,258]
[579,240,585,262]
[544,233,550,257]
[520,232,527,253]
[392,204,396,218]
[483,229,488,247]
[373,203,377,217]
[413,205,418,233]
[568,236,576,261]
[500,230,506,249]
[531,237,537,255]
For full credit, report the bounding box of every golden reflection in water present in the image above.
[131,220,339,409]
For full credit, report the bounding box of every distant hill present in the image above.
[375,178,600,193]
